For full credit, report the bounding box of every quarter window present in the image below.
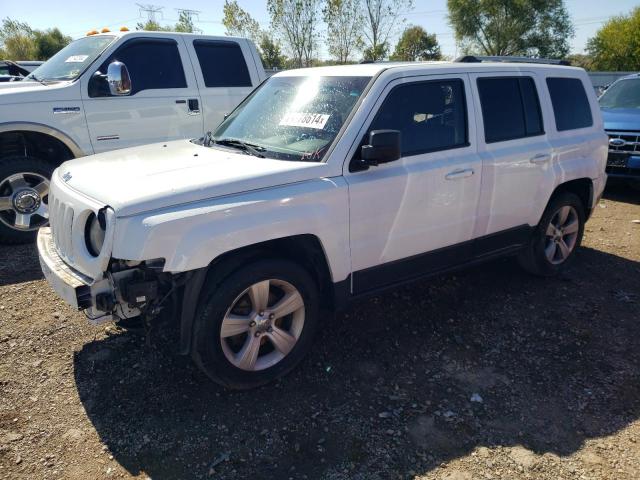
[477,77,544,143]
[546,77,593,131]
[193,40,252,87]
[369,79,468,156]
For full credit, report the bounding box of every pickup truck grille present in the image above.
[48,193,74,262]
[607,131,640,154]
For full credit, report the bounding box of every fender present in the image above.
[0,121,86,158]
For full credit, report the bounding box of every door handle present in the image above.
[445,168,474,180]
[530,153,551,164]
[187,98,200,115]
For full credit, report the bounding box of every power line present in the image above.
[136,3,164,24]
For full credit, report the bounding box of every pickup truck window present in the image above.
[193,40,252,87]
[599,78,640,109]
[478,77,543,143]
[25,35,115,83]
[212,75,371,162]
[368,79,468,156]
[91,38,187,97]
[547,77,593,131]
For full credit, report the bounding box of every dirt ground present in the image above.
[0,185,639,480]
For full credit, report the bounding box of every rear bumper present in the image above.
[37,227,93,310]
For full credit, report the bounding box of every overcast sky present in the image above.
[3,0,638,59]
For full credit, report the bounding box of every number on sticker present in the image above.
[279,112,331,130]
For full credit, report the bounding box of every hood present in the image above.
[0,80,75,104]
[602,108,640,132]
[58,140,327,217]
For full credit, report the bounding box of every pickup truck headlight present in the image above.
[85,209,107,257]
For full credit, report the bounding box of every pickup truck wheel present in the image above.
[518,192,585,276]
[0,156,53,244]
[192,259,319,389]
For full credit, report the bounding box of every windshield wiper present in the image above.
[212,137,266,158]
[25,73,47,86]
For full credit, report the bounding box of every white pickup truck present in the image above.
[0,31,266,243]
[38,60,607,389]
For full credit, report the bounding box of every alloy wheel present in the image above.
[220,279,305,371]
[0,172,49,231]
[544,205,579,265]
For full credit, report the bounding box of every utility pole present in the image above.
[136,3,164,24]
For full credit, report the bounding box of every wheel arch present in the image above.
[178,234,338,355]
[550,178,594,218]
[0,122,85,165]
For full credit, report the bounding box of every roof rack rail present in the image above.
[455,55,571,66]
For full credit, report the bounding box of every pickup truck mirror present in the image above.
[360,129,401,166]
[107,61,131,96]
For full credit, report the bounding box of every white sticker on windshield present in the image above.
[279,112,330,130]
[65,55,89,63]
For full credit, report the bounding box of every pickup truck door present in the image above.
[184,38,262,133]
[81,36,203,153]
[345,74,482,294]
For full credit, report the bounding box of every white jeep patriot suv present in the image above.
[37,59,607,389]
[0,30,265,244]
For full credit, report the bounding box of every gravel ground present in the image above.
[0,185,639,480]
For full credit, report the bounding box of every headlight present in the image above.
[84,209,106,257]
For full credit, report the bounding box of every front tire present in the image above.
[0,156,53,245]
[191,259,319,389]
[518,192,585,276]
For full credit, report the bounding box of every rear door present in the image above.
[469,72,554,237]
[82,36,203,153]
[186,38,260,133]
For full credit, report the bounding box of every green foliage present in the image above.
[565,53,594,71]
[33,28,72,60]
[362,0,413,61]
[136,20,171,32]
[174,12,200,33]
[0,18,70,60]
[223,0,262,43]
[323,0,364,63]
[447,0,574,58]
[268,0,320,68]
[586,7,640,71]
[391,25,441,61]
[259,34,286,69]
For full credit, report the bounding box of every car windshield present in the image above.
[26,35,115,83]
[211,75,371,162]
[599,78,640,109]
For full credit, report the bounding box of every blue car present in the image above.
[599,73,640,186]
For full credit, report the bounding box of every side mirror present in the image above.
[106,61,131,96]
[351,129,401,171]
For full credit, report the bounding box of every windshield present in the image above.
[599,78,640,109]
[212,75,371,162]
[26,35,115,82]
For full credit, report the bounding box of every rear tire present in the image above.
[0,156,54,245]
[518,192,585,276]
[191,258,319,389]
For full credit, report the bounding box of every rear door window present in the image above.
[193,40,252,87]
[546,77,593,131]
[477,77,544,143]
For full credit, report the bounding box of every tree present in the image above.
[323,0,363,63]
[33,28,71,60]
[136,20,171,31]
[362,0,413,61]
[565,53,594,71]
[0,18,36,59]
[447,0,574,58]
[174,11,200,33]
[223,0,262,44]
[391,25,441,61]
[260,34,286,69]
[586,7,640,71]
[268,0,321,67]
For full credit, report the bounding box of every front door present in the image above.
[82,36,203,154]
[346,74,482,294]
